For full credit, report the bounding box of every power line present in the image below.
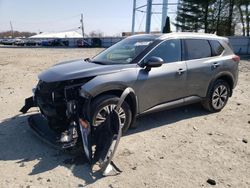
[138,12,146,31]
[152,10,161,27]
[7,14,81,25]
[131,0,178,33]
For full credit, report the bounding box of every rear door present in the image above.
[135,39,188,112]
[183,39,223,97]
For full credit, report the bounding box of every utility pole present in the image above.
[131,0,136,35]
[161,0,168,32]
[80,13,84,38]
[10,21,14,38]
[145,0,152,33]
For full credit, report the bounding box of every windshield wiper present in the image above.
[91,61,106,65]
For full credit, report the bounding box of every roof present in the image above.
[127,32,228,42]
[29,31,83,39]
[158,32,228,41]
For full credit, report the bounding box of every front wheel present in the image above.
[91,95,132,133]
[202,79,230,112]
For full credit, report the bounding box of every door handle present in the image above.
[212,62,220,69]
[177,68,185,75]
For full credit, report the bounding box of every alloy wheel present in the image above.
[93,104,126,128]
[211,85,228,110]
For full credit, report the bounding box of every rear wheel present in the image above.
[202,79,230,112]
[91,95,132,133]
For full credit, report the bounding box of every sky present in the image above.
[0,0,178,36]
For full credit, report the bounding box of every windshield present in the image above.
[92,35,157,64]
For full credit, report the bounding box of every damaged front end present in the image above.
[20,80,132,176]
[21,79,88,149]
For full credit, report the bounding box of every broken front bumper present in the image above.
[20,87,133,176]
[28,113,77,149]
[20,95,78,149]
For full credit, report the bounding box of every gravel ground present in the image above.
[0,47,249,188]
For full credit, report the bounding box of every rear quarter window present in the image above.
[209,40,224,56]
[184,39,211,60]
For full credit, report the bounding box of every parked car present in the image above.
[77,39,91,47]
[15,39,26,46]
[24,39,41,46]
[41,39,69,47]
[1,39,16,45]
[21,33,239,149]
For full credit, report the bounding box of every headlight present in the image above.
[79,86,91,98]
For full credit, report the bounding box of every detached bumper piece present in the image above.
[79,110,122,176]
[20,96,37,114]
[28,114,77,149]
[79,88,133,176]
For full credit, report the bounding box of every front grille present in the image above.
[35,80,66,118]
[35,78,91,119]
[37,80,59,91]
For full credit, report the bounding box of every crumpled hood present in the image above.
[38,59,125,82]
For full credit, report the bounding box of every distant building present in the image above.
[29,31,83,39]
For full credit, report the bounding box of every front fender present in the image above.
[79,72,139,127]
[80,69,138,97]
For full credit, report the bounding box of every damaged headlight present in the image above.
[79,86,91,98]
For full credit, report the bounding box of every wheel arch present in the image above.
[207,72,235,97]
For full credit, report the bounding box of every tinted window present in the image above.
[209,40,224,56]
[146,39,181,63]
[184,39,211,60]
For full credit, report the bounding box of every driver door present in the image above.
[135,39,188,112]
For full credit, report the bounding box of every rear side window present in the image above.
[184,39,211,60]
[209,40,224,56]
[146,39,181,63]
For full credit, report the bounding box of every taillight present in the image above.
[232,55,240,62]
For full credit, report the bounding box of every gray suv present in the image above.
[21,33,239,147]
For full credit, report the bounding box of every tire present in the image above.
[202,79,230,112]
[91,95,132,133]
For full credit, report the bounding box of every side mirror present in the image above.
[143,56,164,70]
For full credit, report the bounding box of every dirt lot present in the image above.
[0,47,249,188]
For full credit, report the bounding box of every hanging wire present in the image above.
[152,8,161,26]
[138,12,146,31]
[3,14,81,25]
[2,14,82,33]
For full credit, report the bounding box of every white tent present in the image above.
[29,31,83,38]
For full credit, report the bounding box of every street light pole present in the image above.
[131,0,136,35]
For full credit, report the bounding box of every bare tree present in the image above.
[216,0,223,34]
[246,1,250,36]
[0,31,37,38]
[237,3,246,35]
[88,30,104,37]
